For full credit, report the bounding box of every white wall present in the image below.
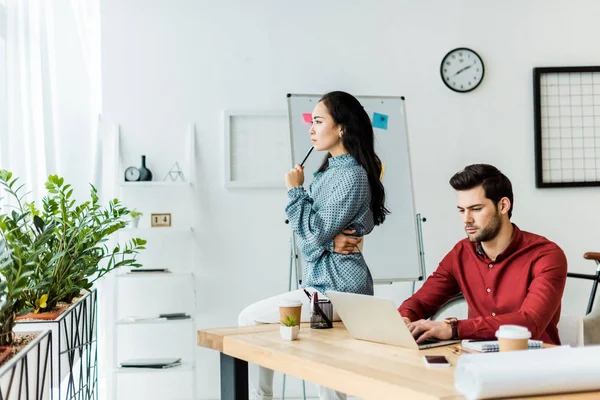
[100,1,600,398]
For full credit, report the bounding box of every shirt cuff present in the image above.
[398,309,418,323]
[328,240,334,254]
[287,186,305,198]
[456,319,476,339]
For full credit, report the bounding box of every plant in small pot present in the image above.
[280,315,300,341]
[130,209,143,229]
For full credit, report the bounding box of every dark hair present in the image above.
[449,164,514,218]
[316,91,389,225]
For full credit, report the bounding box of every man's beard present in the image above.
[466,212,502,243]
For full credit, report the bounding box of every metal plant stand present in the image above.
[14,290,98,400]
[0,329,53,400]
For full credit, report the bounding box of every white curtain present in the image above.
[1,0,101,202]
[69,0,102,188]
[3,0,58,201]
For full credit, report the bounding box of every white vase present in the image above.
[131,217,139,228]
[280,325,300,341]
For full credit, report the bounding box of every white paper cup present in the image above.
[279,299,302,327]
[495,325,531,351]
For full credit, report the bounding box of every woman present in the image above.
[238,91,389,400]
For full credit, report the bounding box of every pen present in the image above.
[303,289,312,301]
[299,146,314,167]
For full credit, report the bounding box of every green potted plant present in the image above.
[130,209,143,228]
[0,170,146,316]
[0,191,54,359]
[280,315,300,341]
[0,278,10,364]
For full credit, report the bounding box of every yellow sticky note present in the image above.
[380,163,386,179]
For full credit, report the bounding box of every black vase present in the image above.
[139,155,152,181]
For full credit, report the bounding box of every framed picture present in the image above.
[533,66,600,188]
[151,213,171,227]
[223,110,290,188]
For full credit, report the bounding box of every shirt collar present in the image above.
[474,224,522,261]
[328,153,357,168]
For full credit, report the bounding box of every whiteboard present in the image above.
[286,94,423,282]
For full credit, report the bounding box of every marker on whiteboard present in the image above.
[299,146,314,167]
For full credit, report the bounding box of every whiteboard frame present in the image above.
[223,110,288,189]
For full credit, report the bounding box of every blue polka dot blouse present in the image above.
[285,154,374,295]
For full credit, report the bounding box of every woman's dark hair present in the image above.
[316,91,389,225]
[449,164,514,218]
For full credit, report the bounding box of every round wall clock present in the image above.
[440,48,484,93]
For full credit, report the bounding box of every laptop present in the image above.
[325,291,461,350]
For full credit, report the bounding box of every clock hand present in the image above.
[453,61,477,77]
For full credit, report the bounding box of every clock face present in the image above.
[440,48,484,93]
[125,166,140,182]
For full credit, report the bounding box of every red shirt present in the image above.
[398,225,567,345]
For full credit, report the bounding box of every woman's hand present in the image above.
[333,229,363,254]
[285,164,304,190]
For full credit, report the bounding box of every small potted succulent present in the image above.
[280,315,300,341]
[130,209,143,228]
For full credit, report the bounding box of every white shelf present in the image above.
[119,181,192,188]
[114,362,194,375]
[118,227,194,234]
[116,272,194,279]
[115,318,194,326]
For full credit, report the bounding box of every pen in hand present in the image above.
[299,146,314,167]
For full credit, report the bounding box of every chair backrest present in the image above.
[558,314,584,347]
[430,294,468,321]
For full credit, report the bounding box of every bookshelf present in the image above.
[111,123,198,400]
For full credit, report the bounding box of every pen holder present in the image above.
[310,299,333,329]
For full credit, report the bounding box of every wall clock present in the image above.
[440,48,485,93]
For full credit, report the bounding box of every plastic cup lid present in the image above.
[279,299,302,307]
[495,324,531,340]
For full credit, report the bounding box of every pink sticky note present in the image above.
[302,113,312,124]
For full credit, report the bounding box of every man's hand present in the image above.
[407,319,452,344]
[402,317,411,325]
[333,229,363,254]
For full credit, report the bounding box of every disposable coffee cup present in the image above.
[279,300,302,327]
[495,325,531,351]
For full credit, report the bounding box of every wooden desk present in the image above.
[197,323,600,400]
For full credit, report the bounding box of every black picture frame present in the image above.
[533,66,600,188]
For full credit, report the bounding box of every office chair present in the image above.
[431,293,468,321]
[567,252,600,315]
[559,252,600,346]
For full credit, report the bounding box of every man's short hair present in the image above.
[449,164,514,218]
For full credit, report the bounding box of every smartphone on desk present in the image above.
[423,355,451,367]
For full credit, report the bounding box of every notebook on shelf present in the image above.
[128,268,170,274]
[120,358,182,369]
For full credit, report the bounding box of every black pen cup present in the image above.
[310,299,333,329]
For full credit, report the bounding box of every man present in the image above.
[334,164,567,345]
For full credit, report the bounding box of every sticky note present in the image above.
[372,112,389,130]
[302,113,312,124]
[380,163,386,179]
